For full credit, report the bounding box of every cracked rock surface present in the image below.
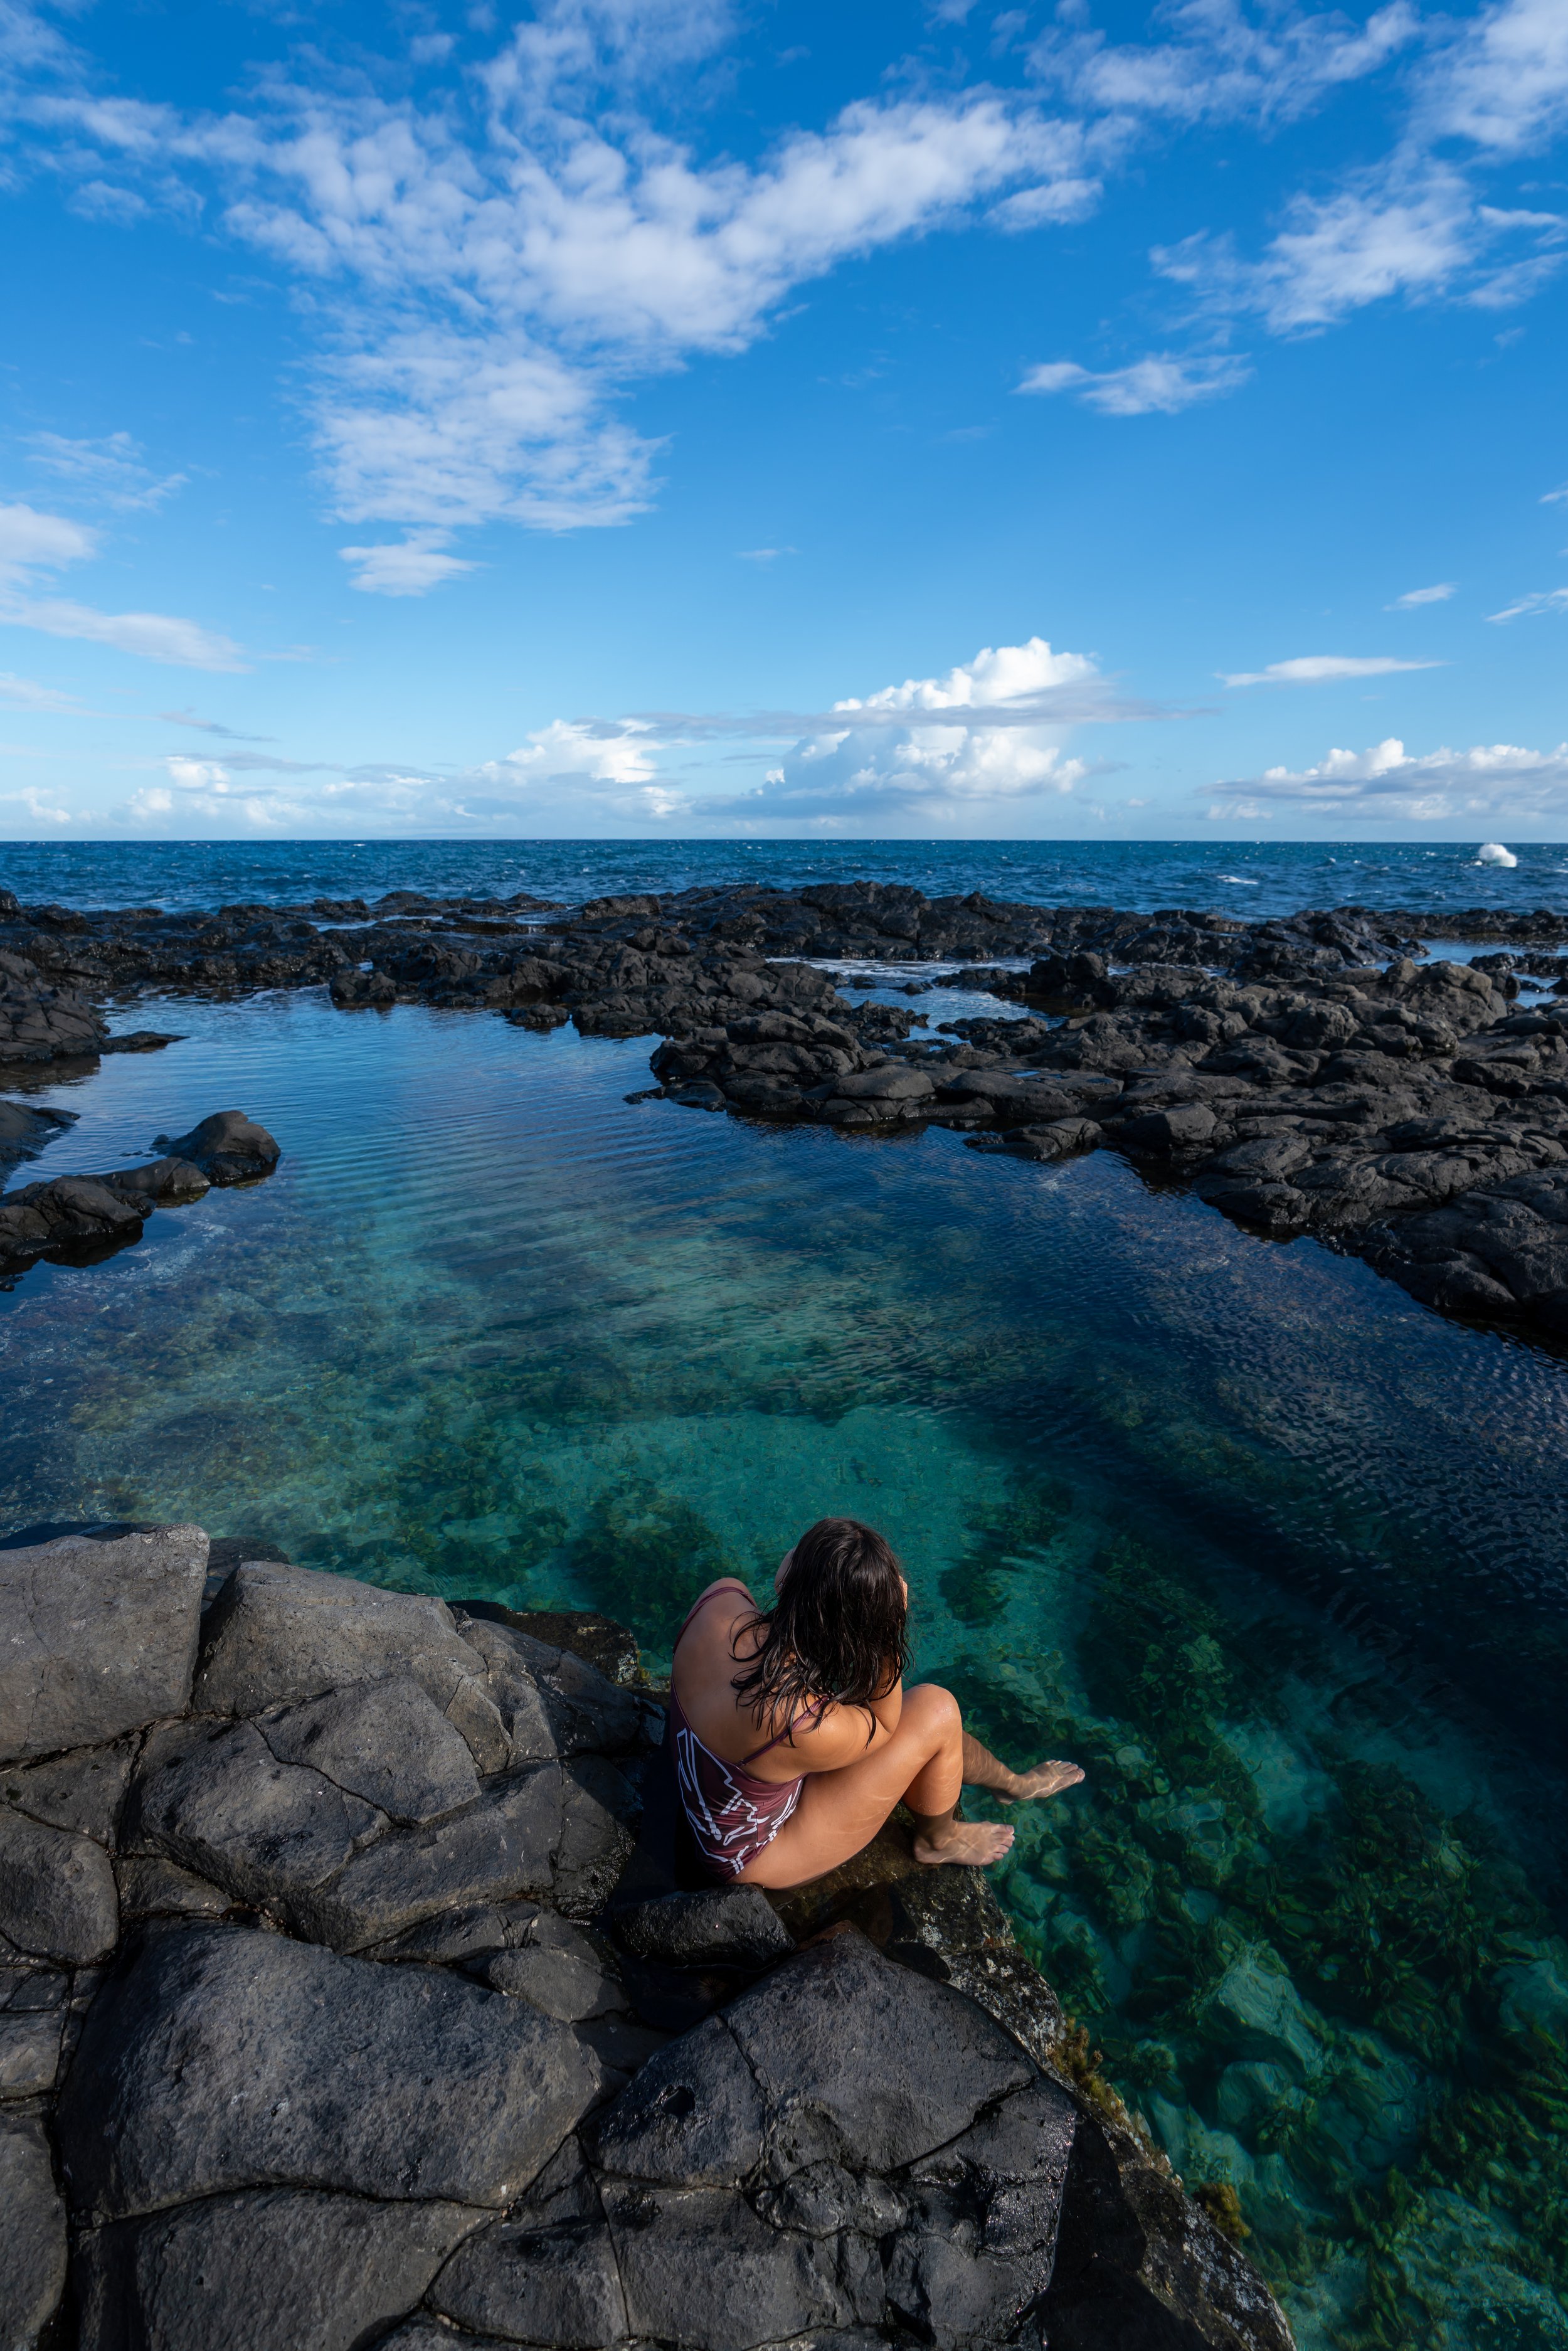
[0,1521,1293,2351]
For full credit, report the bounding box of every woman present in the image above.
[670,1515,1084,1888]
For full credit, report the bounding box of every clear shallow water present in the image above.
[4,978,1568,2349]
[5,835,1568,922]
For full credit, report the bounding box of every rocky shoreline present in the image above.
[1,1523,1292,2351]
[5,878,1568,1332]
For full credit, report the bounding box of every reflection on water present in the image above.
[5,990,1568,2350]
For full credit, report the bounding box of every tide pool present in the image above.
[5,985,1568,2350]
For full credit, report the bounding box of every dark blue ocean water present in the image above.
[4,836,1566,921]
[6,840,1568,2345]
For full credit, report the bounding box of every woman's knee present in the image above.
[904,1682,962,1742]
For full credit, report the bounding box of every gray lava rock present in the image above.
[726,1929,1035,2179]
[589,2011,768,2187]
[0,1733,137,1844]
[154,1111,280,1183]
[294,1763,563,1950]
[552,1758,638,1919]
[124,1718,386,1918]
[114,1853,232,1921]
[0,1812,119,1963]
[258,1675,483,1825]
[0,1525,208,1763]
[75,2187,481,2351]
[0,2106,66,2350]
[603,2179,857,2351]
[613,1886,795,1970]
[0,1998,63,2101]
[56,1923,600,2219]
[194,1564,508,1767]
[428,2214,630,2345]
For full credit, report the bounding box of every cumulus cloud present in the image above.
[1388,581,1456,607]
[0,501,245,670]
[1018,353,1251,415]
[1222,654,1443,686]
[1209,733,1568,822]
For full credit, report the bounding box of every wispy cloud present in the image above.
[1018,353,1251,415]
[1488,586,1568,621]
[1387,581,1456,608]
[26,430,186,512]
[1222,654,1443,686]
[0,501,246,671]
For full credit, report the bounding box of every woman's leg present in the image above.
[736,1684,1081,1890]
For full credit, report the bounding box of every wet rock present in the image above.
[0,1096,73,1181]
[56,1923,600,2218]
[153,1111,280,1182]
[75,2188,481,2351]
[0,1524,208,1762]
[0,951,107,1061]
[258,1675,484,1825]
[0,2107,66,2348]
[0,1812,119,1963]
[98,1028,183,1053]
[329,967,397,1008]
[613,1886,795,1970]
[100,1155,209,1206]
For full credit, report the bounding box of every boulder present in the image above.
[0,1812,119,1963]
[123,1718,387,1919]
[194,1563,506,1763]
[0,2108,66,2350]
[613,1886,795,1970]
[601,2179,858,2351]
[153,1112,280,1183]
[56,1923,600,2219]
[0,1526,208,1763]
[428,2214,631,2345]
[0,1733,137,1844]
[258,1675,483,1825]
[292,1764,564,1950]
[75,2188,481,2351]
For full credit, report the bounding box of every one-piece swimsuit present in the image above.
[669,1581,827,1881]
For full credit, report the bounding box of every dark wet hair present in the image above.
[731,1517,908,1739]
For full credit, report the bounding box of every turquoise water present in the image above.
[5,976,1568,2347]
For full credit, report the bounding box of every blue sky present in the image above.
[0,0,1564,841]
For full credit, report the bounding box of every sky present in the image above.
[0,0,1564,841]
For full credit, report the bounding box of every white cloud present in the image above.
[1030,0,1420,129]
[0,499,245,669]
[834,635,1094,712]
[1387,581,1456,607]
[1210,733,1568,822]
[0,669,88,713]
[26,430,186,511]
[989,178,1101,230]
[483,717,660,787]
[1018,353,1251,415]
[0,503,97,575]
[1419,0,1568,157]
[1222,654,1443,686]
[1488,586,1568,621]
[339,534,477,596]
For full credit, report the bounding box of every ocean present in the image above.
[5,837,1567,2350]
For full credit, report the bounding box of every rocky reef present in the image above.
[0,1521,1293,2351]
[6,876,1568,1331]
[0,1111,280,1285]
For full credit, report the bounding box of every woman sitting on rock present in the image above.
[670,1516,1083,1886]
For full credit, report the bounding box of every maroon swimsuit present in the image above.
[670,1581,826,1881]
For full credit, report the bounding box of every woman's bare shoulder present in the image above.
[786,1700,885,1773]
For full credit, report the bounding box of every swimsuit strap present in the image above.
[741,1694,830,1766]
[673,1578,755,1645]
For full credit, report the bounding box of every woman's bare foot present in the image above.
[997,1759,1086,1803]
[913,1818,1015,1867]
